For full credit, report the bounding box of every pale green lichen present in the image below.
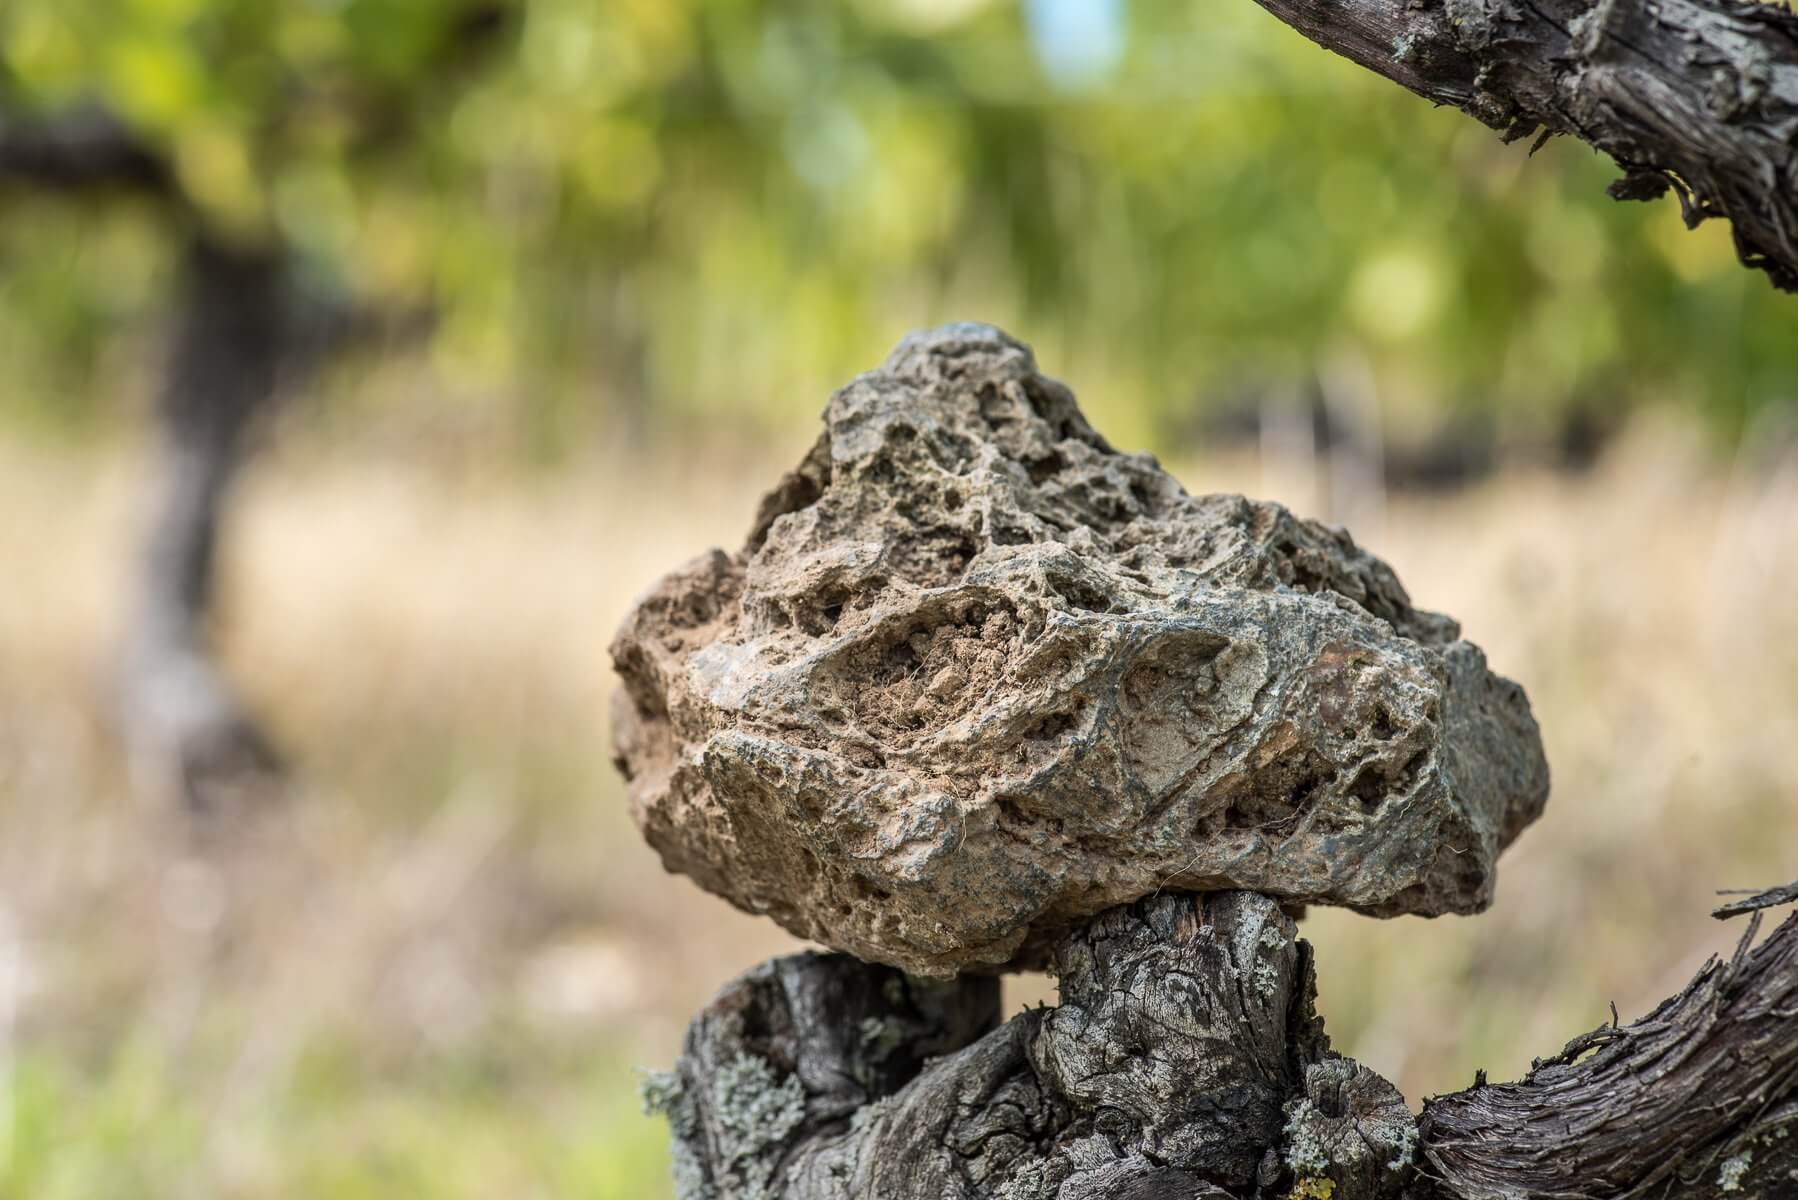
[641,1055,807,1200]
[641,1069,686,1122]
[1284,1098,1332,1175]
[641,1069,712,1200]
[860,1014,905,1062]
[1385,1120,1419,1171]
[849,1093,893,1134]
[1253,922,1289,998]
[709,1052,808,1200]
[1718,1149,1752,1192]
[992,1156,1050,1200]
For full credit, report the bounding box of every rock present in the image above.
[610,323,1549,975]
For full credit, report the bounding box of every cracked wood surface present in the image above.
[1419,900,1798,1199]
[651,893,1421,1199]
[1247,0,1798,290]
[652,889,1798,1199]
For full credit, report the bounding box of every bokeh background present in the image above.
[3,0,1796,1196]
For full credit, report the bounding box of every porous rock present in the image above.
[610,323,1549,975]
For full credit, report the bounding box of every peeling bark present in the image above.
[1247,0,1798,291]
[1419,902,1798,1199]
[653,889,1798,1199]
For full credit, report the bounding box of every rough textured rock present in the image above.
[611,323,1549,975]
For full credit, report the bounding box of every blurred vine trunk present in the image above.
[117,236,287,812]
[597,278,654,452]
[0,105,289,809]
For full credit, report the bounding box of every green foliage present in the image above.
[0,0,1791,451]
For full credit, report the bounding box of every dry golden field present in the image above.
[2,413,1795,1197]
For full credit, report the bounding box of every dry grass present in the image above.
[1,415,1795,1196]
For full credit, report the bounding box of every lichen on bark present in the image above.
[661,892,1393,1200]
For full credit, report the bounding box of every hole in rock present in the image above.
[1347,767,1386,810]
[1025,710,1079,741]
[1026,450,1068,484]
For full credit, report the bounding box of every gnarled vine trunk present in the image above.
[1245,0,1798,291]
[651,887,1798,1199]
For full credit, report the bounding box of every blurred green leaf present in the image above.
[0,0,1790,449]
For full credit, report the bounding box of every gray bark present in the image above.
[650,892,1414,1200]
[1420,896,1798,1199]
[1246,0,1798,292]
[652,888,1798,1199]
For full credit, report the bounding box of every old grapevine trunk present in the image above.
[653,889,1798,1200]
[1245,0,1798,291]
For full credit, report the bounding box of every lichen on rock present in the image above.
[611,323,1549,976]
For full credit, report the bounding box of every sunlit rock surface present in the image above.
[611,324,1549,975]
